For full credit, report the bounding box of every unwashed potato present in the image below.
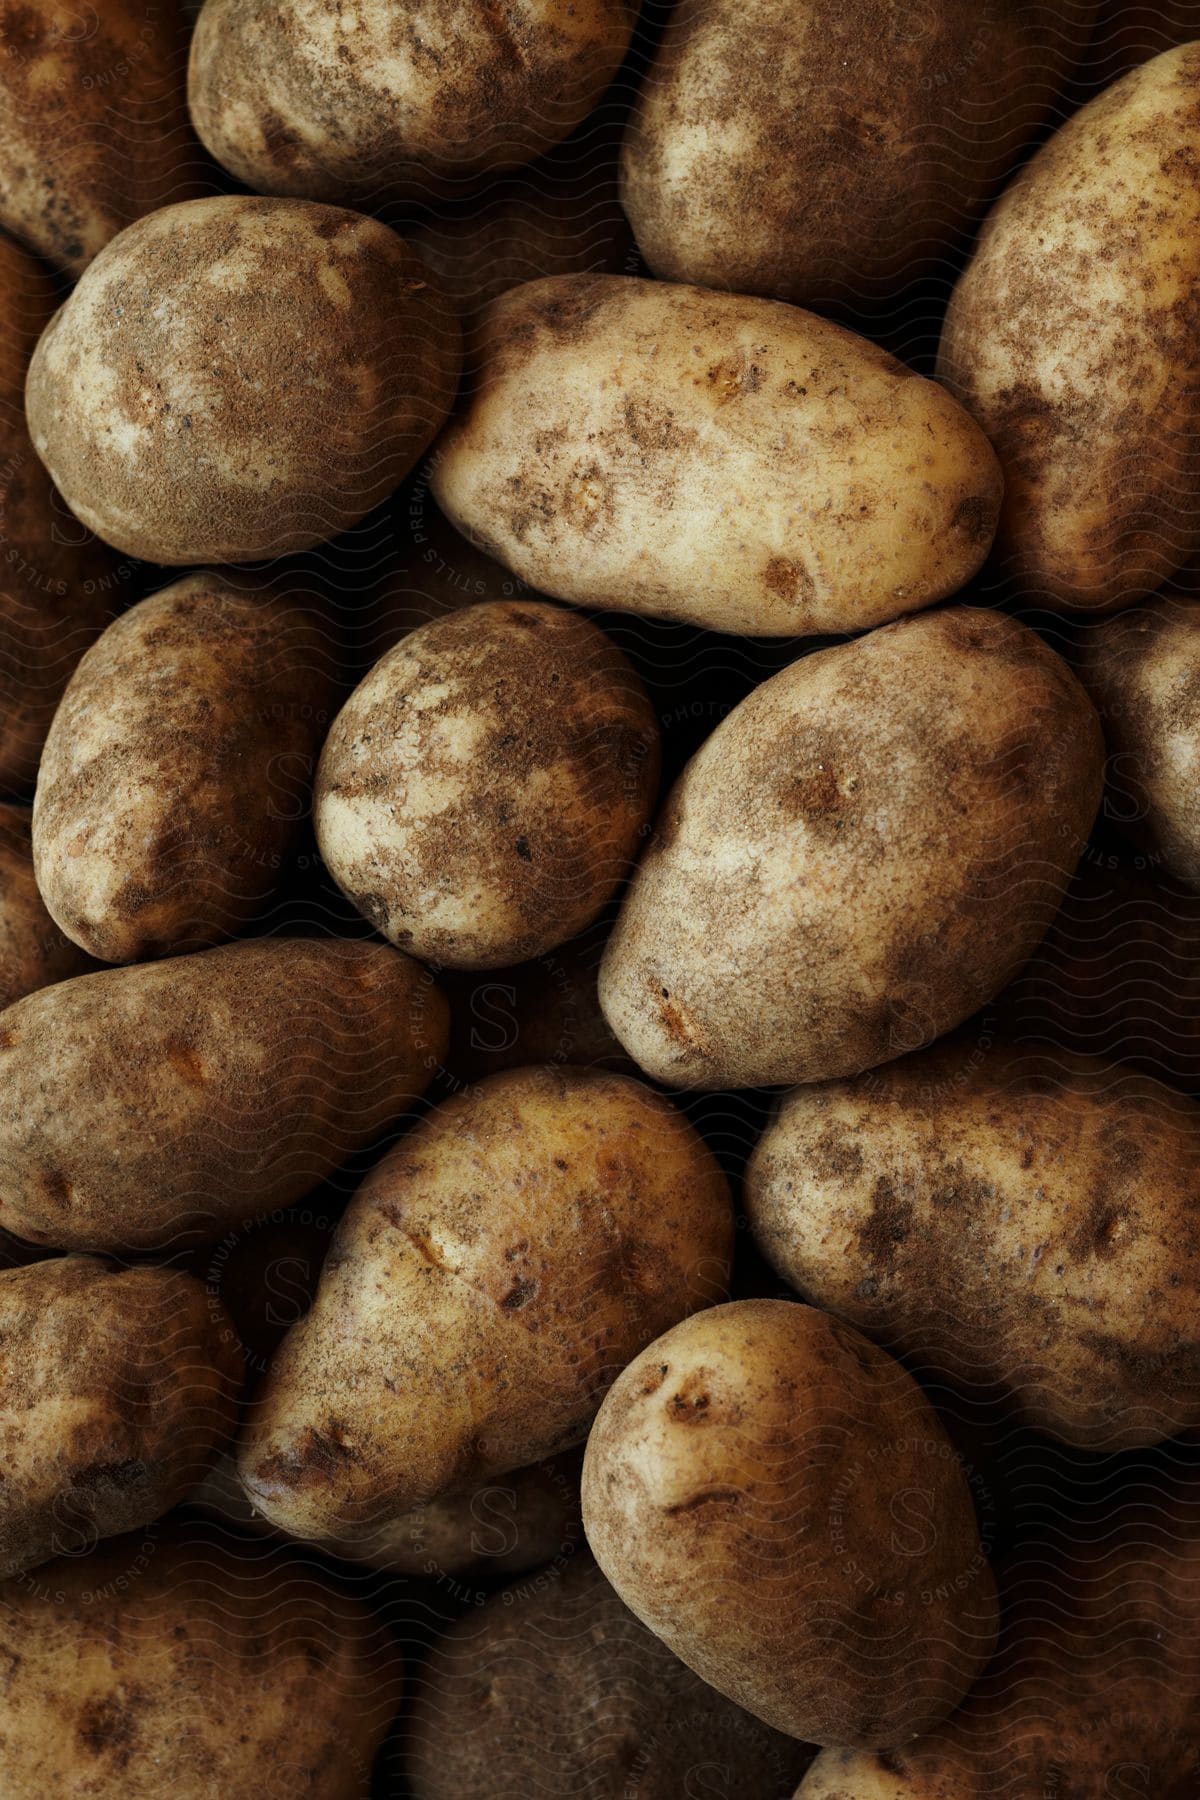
[0,804,95,1009]
[0,937,448,1251]
[33,573,340,963]
[431,274,1002,636]
[746,1039,1200,1450]
[581,1298,998,1748]
[25,196,461,565]
[938,43,1200,611]
[0,1528,403,1797]
[188,0,637,205]
[315,600,660,967]
[237,1066,733,1539]
[621,0,1095,310]
[407,1556,814,1799]
[0,1255,242,1577]
[599,608,1103,1090]
[0,0,200,277]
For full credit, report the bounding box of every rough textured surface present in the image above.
[0,804,95,1009]
[316,600,660,968]
[581,1299,998,1748]
[599,607,1104,1090]
[938,42,1200,610]
[25,196,461,563]
[407,1556,814,1798]
[431,274,1002,636]
[33,573,340,962]
[237,1066,733,1538]
[0,1255,242,1576]
[0,937,449,1250]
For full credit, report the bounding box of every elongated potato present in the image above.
[938,43,1200,610]
[0,805,94,1009]
[599,608,1104,1090]
[33,574,339,963]
[0,1255,242,1577]
[0,938,448,1251]
[237,1066,733,1539]
[431,275,1002,636]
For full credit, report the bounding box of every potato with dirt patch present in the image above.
[0,804,94,1009]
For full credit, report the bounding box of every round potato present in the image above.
[33,573,340,963]
[938,43,1200,610]
[237,1066,733,1539]
[25,196,461,565]
[407,1556,814,1798]
[581,1298,998,1748]
[315,600,660,967]
[0,1255,242,1577]
[599,607,1104,1090]
[0,804,95,1009]
[0,937,448,1251]
[430,274,1002,636]
[188,0,637,205]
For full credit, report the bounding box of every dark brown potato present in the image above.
[0,804,95,1009]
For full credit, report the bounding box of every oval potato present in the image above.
[0,804,95,1009]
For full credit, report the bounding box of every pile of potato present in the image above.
[2,3,1200,1795]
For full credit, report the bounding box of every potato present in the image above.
[938,44,1200,611]
[746,1039,1200,1450]
[620,1,1094,310]
[0,1527,402,1796]
[0,0,199,277]
[237,1066,733,1538]
[0,804,94,1009]
[599,607,1103,1090]
[581,1298,998,1747]
[25,196,461,565]
[0,937,448,1251]
[314,600,660,968]
[430,275,1002,636]
[188,0,637,206]
[0,1255,242,1577]
[407,1556,814,1798]
[33,573,340,963]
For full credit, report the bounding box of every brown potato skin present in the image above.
[0,804,95,1009]
[0,1528,403,1797]
[0,938,449,1251]
[0,1255,242,1577]
[407,1556,814,1799]
[33,574,340,963]
[581,1298,998,1748]
[599,608,1104,1090]
[237,1066,733,1539]
[25,197,461,564]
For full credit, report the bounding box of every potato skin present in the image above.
[938,44,1200,611]
[33,574,339,963]
[315,600,660,968]
[581,1298,998,1748]
[0,1255,242,1577]
[0,1528,402,1797]
[407,1556,813,1799]
[431,274,1002,636]
[0,938,448,1251]
[25,196,461,564]
[599,608,1104,1090]
[0,804,95,1009]
[237,1066,733,1539]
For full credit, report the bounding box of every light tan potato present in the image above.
[0,804,95,1009]
[581,1298,998,1748]
[599,608,1103,1090]
[0,1255,242,1577]
[407,1556,814,1798]
[0,937,448,1251]
[237,1066,733,1538]
[431,274,1002,636]
[746,1039,1200,1450]
[938,44,1200,611]
[0,0,200,277]
[25,196,461,565]
[315,600,660,968]
[0,1527,403,1796]
[33,574,340,963]
[188,0,637,205]
[621,0,1094,311]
